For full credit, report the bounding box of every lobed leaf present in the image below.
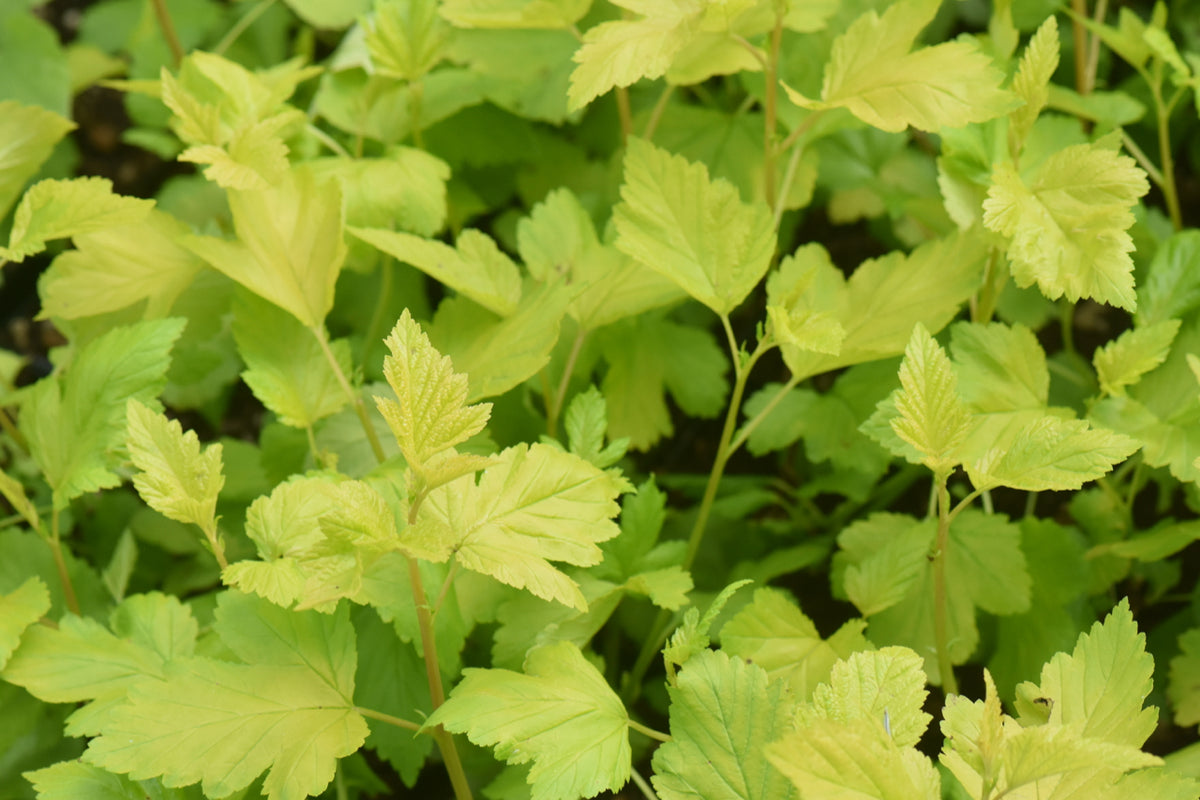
[1009,16,1060,152]
[125,399,224,533]
[427,641,630,800]
[1,177,154,263]
[889,323,971,473]
[0,100,76,220]
[613,136,775,316]
[1093,319,1181,398]
[0,577,50,670]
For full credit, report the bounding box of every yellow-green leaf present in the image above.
[125,399,224,533]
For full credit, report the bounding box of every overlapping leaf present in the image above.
[427,641,630,800]
[0,100,75,220]
[983,141,1148,311]
[783,0,1014,132]
[652,650,796,800]
[411,443,628,610]
[0,577,49,670]
[0,177,154,262]
[613,136,774,316]
[966,416,1139,492]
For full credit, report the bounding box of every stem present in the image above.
[772,139,806,229]
[432,560,460,618]
[628,719,672,743]
[356,706,422,732]
[49,506,80,615]
[360,258,395,367]
[728,373,796,456]
[546,327,587,439]
[641,84,675,142]
[972,248,1005,324]
[630,769,660,800]
[203,522,229,570]
[1069,0,1089,95]
[760,19,783,208]
[151,0,185,67]
[310,326,388,465]
[1154,85,1184,230]
[306,123,352,159]
[409,80,425,149]
[931,477,957,696]
[1120,129,1166,187]
[616,86,633,141]
[1083,0,1108,94]
[213,0,276,56]
[778,108,827,155]
[0,407,28,454]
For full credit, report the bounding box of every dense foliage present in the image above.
[4,0,1200,798]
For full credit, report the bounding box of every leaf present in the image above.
[179,116,293,189]
[720,587,870,701]
[86,594,368,800]
[966,415,1140,492]
[774,231,986,382]
[374,308,492,479]
[1015,599,1157,749]
[429,285,569,402]
[517,187,683,329]
[281,0,371,28]
[560,385,628,469]
[1,177,154,263]
[767,648,940,800]
[1,593,197,736]
[651,649,796,800]
[232,290,352,429]
[20,318,186,508]
[349,226,521,316]
[1137,230,1200,326]
[0,468,40,530]
[1009,16,1059,152]
[785,0,1014,133]
[427,641,630,800]
[950,321,1048,412]
[663,580,752,684]
[1169,628,1200,727]
[24,759,208,800]
[0,100,75,220]
[307,149,449,236]
[442,0,591,28]
[1094,320,1181,398]
[39,209,205,321]
[125,399,224,534]
[598,312,729,451]
[983,142,1149,311]
[182,167,347,329]
[414,443,627,610]
[613,137,775,316]
[0,577,50,670]
[889,323,971,473]
[567,2,692,111]
[365,0,450,81]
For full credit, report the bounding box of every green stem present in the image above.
[203,522,228,571]
[360,258,395,367]
[1069,0,1089,94]
[1154,83,1184,230]
[727,372,794,456]
[760,18,783,208]
[151,0,185,67]
[629,769,660,800]
[0,407,28,454]
[356,705,422,732]
[49,506,80,615]
[306,123,352,159]
[409,80,425,149]
[616,86,633,141]
[772,138,805,229]
[213,0,276,55]
[628,719,671,743]
[311,326,388,465]
[931,477,958,696]
[546,327,587,439]
[972,248,1006,324]
[641,84,675,142]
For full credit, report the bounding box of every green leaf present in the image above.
[20,318,186,507]
[307,149,449,236]
[0,100,75,220]
[1137,230,1200,326]
[663,580,752,683]
[125,399,224,533]
[1009,16,1059,152]
[613,137,775,316]
[364,0,450,81]
[282,0,371,28]
[1169,628,1200,727]
[1094,320,1181,398]
[349,227,521,317]
[598,312,729,451]
[103,529,138,604]
[0,468,40,530]
[87,594,368,800]
[950,321,1048,412]
[39,209,205,321]
[767,648,940,800]
[785,0,1014,132]
[24,760,207,800]
[232,290,352,429]
[720,587,870,701]
[182,167,347,329]
[889,323,970,473]
[1,177,154,263]
[966,415,1139,492]
[374,308,492,480]
[429,285,569,402]
[773,231,986,382]
[561,385,628,469]
[517,187,683,329]
[0,577,50,670]
[652,649,796,800]
[1015,599,1157,748]
[492,574,624,670]
[179,117,293,190]
[1093,519,1200,562]
[414,443,627,610]
[427,641,630,800]
[983,142,1149,311]
[441,0,591,28]
[1,593,197,736]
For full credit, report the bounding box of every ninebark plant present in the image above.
[3,1,1200,799]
